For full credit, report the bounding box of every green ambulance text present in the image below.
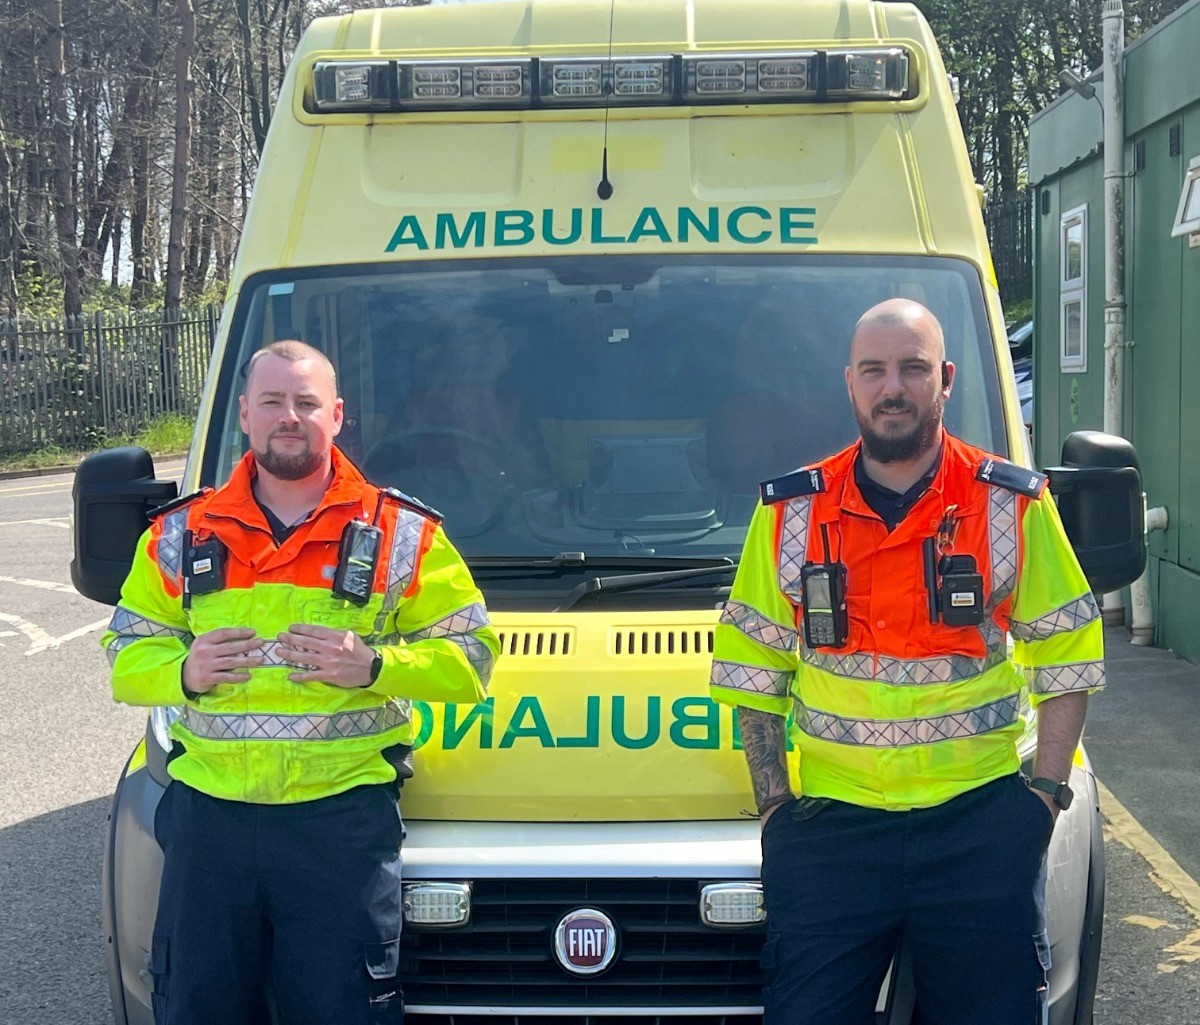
[385,205,818,251]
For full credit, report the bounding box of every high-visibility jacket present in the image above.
[710,431,1104,811]
[102,447,499,805]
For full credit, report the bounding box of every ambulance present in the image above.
[71,2,1146,1023]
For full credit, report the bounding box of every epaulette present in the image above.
[147,487,211,520]
[975,458,1047,499]
[381,487,444,524]
[760,466,826,505]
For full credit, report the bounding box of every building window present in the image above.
[1170,156,1200,240]
[1060,205,1087,372]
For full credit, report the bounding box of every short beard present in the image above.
[857,399,942,464]
[255,443,323,481]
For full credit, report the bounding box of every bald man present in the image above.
[710,300,1104,1024]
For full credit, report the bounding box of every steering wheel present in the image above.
[362,426,517,536]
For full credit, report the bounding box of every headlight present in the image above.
[403,882,472,926]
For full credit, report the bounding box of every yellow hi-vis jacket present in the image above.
[102,448,499,804]
[710,433,1104,810]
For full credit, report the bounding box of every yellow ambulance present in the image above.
[73,2,1145,1023]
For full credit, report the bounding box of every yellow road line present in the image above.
[1097,779,1200,921]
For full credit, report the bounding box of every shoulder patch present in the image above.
[147,487,211,520]
[760,467,826,505]
[381,487,444,524]
[975,458,1047,499]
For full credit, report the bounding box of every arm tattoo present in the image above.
[738,706,792,811]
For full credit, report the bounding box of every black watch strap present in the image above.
[1027,776,1074,810]
[367,649,384,685]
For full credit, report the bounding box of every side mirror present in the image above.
[1045,431,1146,594]
[71,447,179,605]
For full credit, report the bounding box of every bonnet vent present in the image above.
[496,629,574,657]
[612,628,715,657]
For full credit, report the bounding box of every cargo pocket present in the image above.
[1032,929,1052,1025]
[149,936,170,1025]
[364,939,403,1024]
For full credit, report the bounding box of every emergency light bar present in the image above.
[310,48,912,113]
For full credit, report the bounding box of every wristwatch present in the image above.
[1027,776,1074,810]
[367,648,384,685]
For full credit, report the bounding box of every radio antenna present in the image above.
[597,0,616,200]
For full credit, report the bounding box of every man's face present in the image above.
[239,355,343,481]
[845,318,949,463]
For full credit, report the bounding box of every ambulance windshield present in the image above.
[215,255,1003,580]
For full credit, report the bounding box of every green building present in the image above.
[1029,0,1200,660]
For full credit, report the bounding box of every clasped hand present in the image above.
[182,624,376,692]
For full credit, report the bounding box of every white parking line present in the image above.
[0,517,70,529]
[0,575,79,594]
[0,612,109,655]
[0,480,75,497]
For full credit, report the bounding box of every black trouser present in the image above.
[760,773,1053,1025]
[150,781,404,1025]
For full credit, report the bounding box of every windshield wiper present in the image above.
[554,559,736,612]
[468,552,588,569]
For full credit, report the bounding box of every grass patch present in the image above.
[0,412,194,473]
[132,413,195,454]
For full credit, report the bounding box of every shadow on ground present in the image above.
[0,797,113,1025]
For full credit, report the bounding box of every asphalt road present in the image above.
[0,463,1197,1024]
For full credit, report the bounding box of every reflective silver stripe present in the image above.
[155,507,190,586]
[373,507,427,634]
[248,640,310,669]
[710,659,792,697]
[720,600,798,653]
[105,605,193,667]
[777,497,812,601]
[178,702,410,741]
[1032,660,1105,695]
[386,508,427,605]
[988,487,1019,605]
[802,647,1008,685]
[798,694,1021,747]
[403,603,495,689]
[1011,594,1101,642]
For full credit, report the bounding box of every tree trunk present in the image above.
[129,2,160,306]
[45,0,82,320]
[165,0,196,312]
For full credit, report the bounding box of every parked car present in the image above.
[1009,316,1034,431]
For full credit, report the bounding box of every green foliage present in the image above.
[1003,297,1033,327]
[0,412,194,471]
[131,412,195,454]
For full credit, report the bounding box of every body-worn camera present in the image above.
[923,536,985,626]
[183,531,226,607]
[938,554,985,626]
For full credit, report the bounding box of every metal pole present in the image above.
[1100,0,1135,629]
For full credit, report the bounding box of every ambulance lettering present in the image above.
[385,205,818,252]
[408,694,743,751]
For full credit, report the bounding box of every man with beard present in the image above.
[103,340,498,1025]
[709,299,1104,1024]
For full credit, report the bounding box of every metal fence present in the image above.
[985,189,1033,306]
[0,306,219,454]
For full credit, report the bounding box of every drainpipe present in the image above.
[1100,0,1136,630]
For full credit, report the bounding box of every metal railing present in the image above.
[985,189,1033,306]
[0,306,219,454]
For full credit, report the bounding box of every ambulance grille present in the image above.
[398,877,765,1012]
[496,629,574,657]
[611,628,715,657]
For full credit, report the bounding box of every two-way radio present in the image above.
[331,491,388,606]
[800,523,849,648]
